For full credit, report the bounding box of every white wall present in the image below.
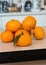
[0,0,46,29]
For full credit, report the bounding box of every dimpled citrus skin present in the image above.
[22,16,36,31]
[33,26,45,40]
[1,31,14,43]
[6,19,21,32]
[15,30,32,47]
[15,29,31,37]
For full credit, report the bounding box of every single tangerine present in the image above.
[22,16,36,31]
[6,19,21,32]
[33,26,45,40]
[15,30,32,46]
[1,31,14,43]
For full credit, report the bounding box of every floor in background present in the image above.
[0,60,46,65]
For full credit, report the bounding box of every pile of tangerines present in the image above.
[0,16,45,47]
